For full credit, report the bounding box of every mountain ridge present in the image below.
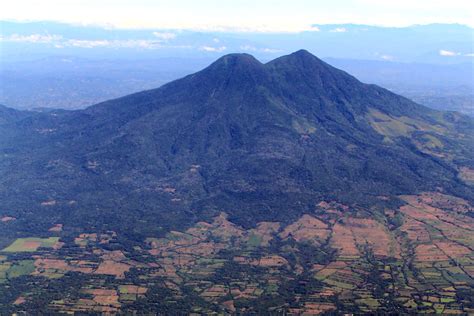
[82,49,428,125]
[0,50,472,235]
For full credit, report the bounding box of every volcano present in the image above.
[1,50,474,314]
[1,50,472,232]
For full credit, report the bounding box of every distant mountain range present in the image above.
[1,21,473,64]
[2,21,472,114]
[1,56,473,115]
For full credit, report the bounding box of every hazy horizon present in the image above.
[2,0,473,31]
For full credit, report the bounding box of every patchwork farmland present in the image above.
[0,192,473,314]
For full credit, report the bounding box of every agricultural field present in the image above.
[2,237,61,252]
[0,192,473,314]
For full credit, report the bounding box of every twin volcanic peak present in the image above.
[0,50,472,233]
[1,49,474,314]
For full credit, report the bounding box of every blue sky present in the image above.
[2,0,473,31]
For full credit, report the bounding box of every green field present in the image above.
[0,263,11,283]
[247,234,262,248]
[6,260,35,278]
[1,237,59,252]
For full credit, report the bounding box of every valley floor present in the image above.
[1,192,473,314]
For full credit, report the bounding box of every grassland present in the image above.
[1,237,60,252]
[6,260,35,278]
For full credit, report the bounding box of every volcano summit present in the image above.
[0,50,473,314]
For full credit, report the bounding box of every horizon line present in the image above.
[2,19,473,33]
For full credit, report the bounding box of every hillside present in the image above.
[0,50,473,314]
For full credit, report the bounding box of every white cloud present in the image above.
[380,54,394,61]
[0,32,192,50]
[240,45,257,51]
[199,45,227,52]
[239,45,281,53]
[1,0,473,32]
[0,33,62,43]
[330,27,347,33]
[464,53,474,57]
[261,48,282,53]
[65,39,162,49]
[307,25,320,32]
[374,52,395,61]
[439,49,459,56]
[67,39,110,48]
[152,32,176,40]
[213,38,220,43]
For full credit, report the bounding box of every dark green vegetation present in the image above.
[0,50,473,313]
[0,196,473,314]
